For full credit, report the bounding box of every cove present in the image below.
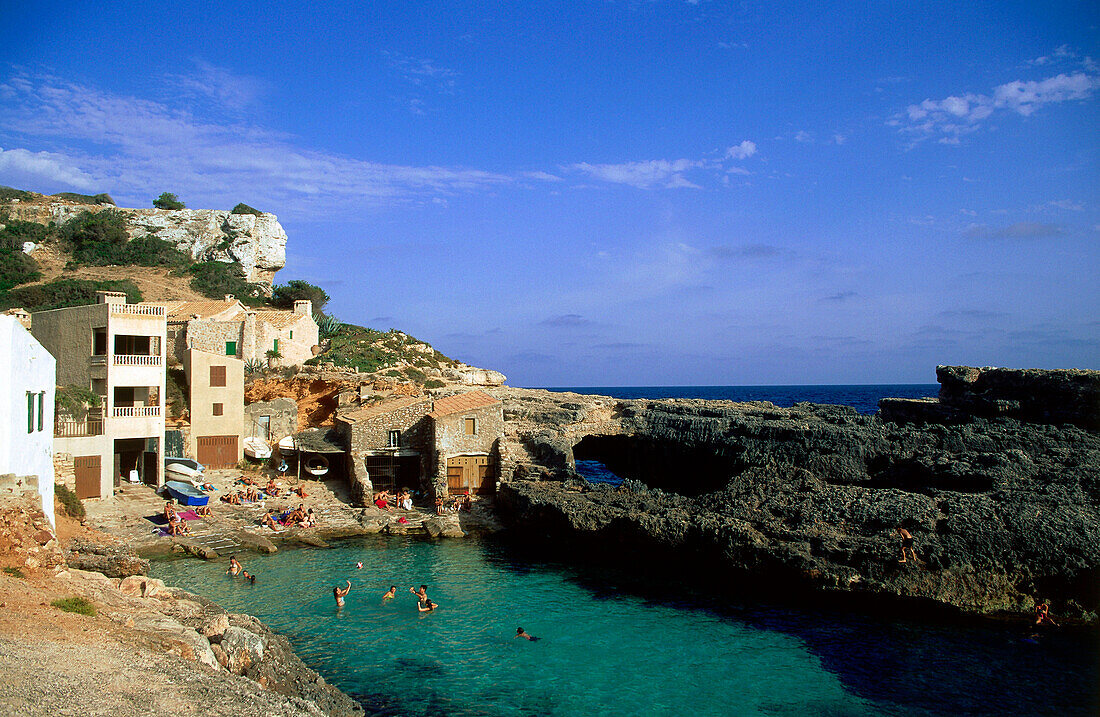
[151,536,1099,716]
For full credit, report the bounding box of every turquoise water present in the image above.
[152,536,1098,716]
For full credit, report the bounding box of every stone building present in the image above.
[183,348,244,467]
[0,315,56,527]
[243,397,298,444]
[32,291,166,499]
[166,297,319,368]
[430,391,504,497]
[335,390,504,504]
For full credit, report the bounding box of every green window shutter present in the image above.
[289,330,293,339]
[37,392,44,432]
[273,338,279,352]
[226,341,237,356]
[27,392,34,433]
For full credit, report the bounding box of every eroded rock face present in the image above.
[442,365,507,386]
[487,369,1100,621]
[6,202,287,285]
[66,538,149,578]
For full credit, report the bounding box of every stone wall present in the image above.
[432,403,505,496]
[339,399,433,452]
[183,320,245,362]
[54,452,75,493]
[243,398,298,443]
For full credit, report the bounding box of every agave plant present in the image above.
[244,358,265,376]
[316,312,343,340]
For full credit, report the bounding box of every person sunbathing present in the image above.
[195,503,211,517]
[265,480,282,497]
[263,511,283,531]
[239,475,257,486]
[292,484,309,498]
[163,501,177,521]
[221,492,241,505]
[397,490,413,511]
[167,513,190,536]
[244,486,261,502]
[306,508,317,527]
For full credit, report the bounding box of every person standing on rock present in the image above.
[897,527,918,563]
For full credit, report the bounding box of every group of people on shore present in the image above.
[373,489,413,512]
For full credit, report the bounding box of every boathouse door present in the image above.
[197,435,238,468]
[74,455,101,499]
[446,455,494,495]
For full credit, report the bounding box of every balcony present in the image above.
[55,418,104,438]
[110,303,165,317]
[113,354,162,367]
[112,406,161,418]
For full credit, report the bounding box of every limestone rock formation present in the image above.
[486,368,1100,622]
[6,202,287,285]
[442,364,507,386]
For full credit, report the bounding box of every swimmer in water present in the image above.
[382,585,396,600]
[418,598,437,613]
[515,627,539,641]
[333,580,351,607]
[241,570,256,584]
[227,556,242,576]
[410,584,428,604]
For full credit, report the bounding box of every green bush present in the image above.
[52,192,115,206]
[3,567,25,578]
[404,366,427,383]
[0,186,37,202]
[153,192,185,210]
[166,369,188,419]
[231,203,263,216]
[55,385,100,420]
[60,210,129,264]
[271,279,329,315]
[0,249,40,292]
[187,261,267,305]
[244,358,265,376]
[0,278,142,312]
[424,379,445,389]
[51,596,96,616]
[0,219,50,250]
[54,483,86,520]
[316,312,342,340]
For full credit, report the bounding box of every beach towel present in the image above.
[176,509,200,521]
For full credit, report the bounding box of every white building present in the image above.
[0,315,56,527]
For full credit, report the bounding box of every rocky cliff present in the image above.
[6,200,286,284]
[487,367,1100,622]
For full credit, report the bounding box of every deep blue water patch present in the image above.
[151,536,1098,716]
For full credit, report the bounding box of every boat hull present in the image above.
[164,480,209,506]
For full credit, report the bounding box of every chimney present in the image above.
[293,300,312,317]
[224,294,235,302]
[96,291,127,306]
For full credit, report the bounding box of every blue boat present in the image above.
[164,480,210,507]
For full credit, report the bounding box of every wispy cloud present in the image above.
[892,71,1099,144]
[964,222,1063,240]
[381,51,459,89]
[0,72,513,213]
[166,60,266,112]
[538,314,592,328]
[569,159,703,189]
[819,291,858,302]
[708,243,784,259]
[725,140,757,160]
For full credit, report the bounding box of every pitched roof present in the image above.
[430,390,501,418]
[338,395,430,423]
[249,310,311,329]
[166,300,242,322]
[291,427,345,454]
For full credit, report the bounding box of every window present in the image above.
[273,338,279,353]
[37,392,44,432]
[388,430,400,448]
[26,392,34,434]
[225,341,237,356]
[289,330,294,339]
[464,417,477,435]
[210,365,226,387]
[213,403,224,416]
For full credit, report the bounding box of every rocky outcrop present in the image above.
[936,365,1100,429]
[441,364,507,386]
[487,368,1100,622]
[7,202,287,285]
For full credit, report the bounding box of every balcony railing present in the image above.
[55,418,104,438]
[110,303,165,317]
[112,406,161,418]
[113,354,162,366]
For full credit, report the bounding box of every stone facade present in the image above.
[243,397,298,443]
[430,392,505,498]
[167,300,318,369]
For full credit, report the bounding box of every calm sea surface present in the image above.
[152,536,1099,716]
[541,384,941,415]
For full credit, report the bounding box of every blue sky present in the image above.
[1,1,1097,386]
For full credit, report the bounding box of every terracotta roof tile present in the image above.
[429,390,501,418]
[338,396,430,422]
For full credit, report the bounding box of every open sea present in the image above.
[151,384,1099,716]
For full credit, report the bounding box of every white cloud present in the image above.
[832,134,847,145]
[522,171,564,182]
[0,73,513,213]
[894,72,1099,143]
[725,140,756,160]
[167,60,266,112]
[0,146,97,190]
[794,130,813,143]
[569,159,702,189]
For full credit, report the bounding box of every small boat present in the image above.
[164,456,205,472]
[277,435,296,456]
[164,480,210,507]
[243,437,272,460]
[303,454,330,476]
[165,462,204,485]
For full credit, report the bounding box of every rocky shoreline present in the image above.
[487,367,1100,623]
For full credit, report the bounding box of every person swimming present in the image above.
[334,580,351,607]
[410,584,428,604]
[382,585,396,600]
[515,627,539,641]
[418,598,437,613]
[356,561,363,570]
[241,570,256,584]
[227,556,242,576]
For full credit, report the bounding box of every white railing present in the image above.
[112,406,161,418]
[110,304,166,317]
[113,354,162,366]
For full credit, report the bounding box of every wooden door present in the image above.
[446,457,466,493]
[474,461,495,495]
[74,456,101,499]
[197,435,238,468]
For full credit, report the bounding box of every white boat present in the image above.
[243,437,272,460]
[303,455,330,476]
[165,462,204,486]
[277,435,296,457]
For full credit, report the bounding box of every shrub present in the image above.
[0,185,36,202]
[55,385,100,420]
[0,249,41,292]
[404,366,427,383]
[188,261,267,305]
[0,219,50,250]
[153,192,185,210]
[244,358,265,376]
[265,348,283,361]
[52,192,115,206]
[165,369,188,419]
[271,279,329,315]
[316,313,342,340]
[55,483,86,520]
[3,567,25,578]
[51,596,96,616]
[1,278,142,312]
[424,379,445,389]
[231,203,263,216]
[60,210,129,265]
